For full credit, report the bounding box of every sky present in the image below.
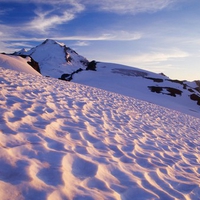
[0,0,200,81]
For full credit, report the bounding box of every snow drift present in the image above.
[0,54,40,76]
[0,67,200,200]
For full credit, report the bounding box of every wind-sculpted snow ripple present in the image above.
[0,68,200,200]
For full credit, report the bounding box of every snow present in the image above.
[0,54,41,76]
[20,39,88,78]
[11,39,200,118]
[0,67,200,200]
[73,62,200,118]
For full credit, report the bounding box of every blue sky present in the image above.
[0,0,200,81]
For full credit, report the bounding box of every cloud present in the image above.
[0,8,13,15]
[0,24,19,38]
[28,10,75,33]
[0,41,30,53]
[0,0,85,33]
[74,41,90,46]
[0,0,181,37]
[106,31,142,41]
[56,30,142,41]
[0,29,141,53]
[107,48,189,67]
[0,0,181,18]
[84,0,181,14]
[131,49,189,64]
[0,29,141,42]
[27,1,85,33]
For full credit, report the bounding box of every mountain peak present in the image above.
[42,39,65,47]
[16,39,89,78]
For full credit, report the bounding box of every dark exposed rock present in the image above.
[148,86,163,93]
[145,77,163,83]
[19,55,27,58]
[75,68,83,73]
[66,53,72,63]
[148,86,182,97]
[188,88,194,93]
[63,46,89,67]
[190,94,200,105]
[86,60,97,71]
[166,79,189,90]
[80,59,89,66]
[167,79,185,85]
[166,87,182,97]
[159,72,167,77]
[60,68,83,81]
[64,46,78,55]
[60,73,72,81]
[112,68,148,77]
[194,81,200,92]
[27,57,41,73]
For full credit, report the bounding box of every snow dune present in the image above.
[0,67,200,200]
[0,54,41,76]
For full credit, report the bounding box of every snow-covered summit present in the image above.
[15,39,89,78]
[14,48,27,55]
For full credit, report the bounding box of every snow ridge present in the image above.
[0,67,200,200]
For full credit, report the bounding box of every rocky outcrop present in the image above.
[190,94,200,105]
[86,60,97,71]
[194,81,200,92]
[59,68,83,81]
[60,73,72,81]
[144,77,163,83]
[112,68,148,77]
[64,46,89,67]
[27,57,41,73]
[148,86,182,97]
[18,55,40,73]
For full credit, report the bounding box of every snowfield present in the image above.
[0,67,200,200]
[0,54,41,76]
[7,39,200,118]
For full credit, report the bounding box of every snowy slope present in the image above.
[0,67,200,200]
[73,62,200,118]
[0,54,41,76]
[11,39,200,117]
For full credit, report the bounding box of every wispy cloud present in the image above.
[107,48,189,67]
[0,30,142,42]
[27,1,85,33]
[98,31,142,41]
[0,29,142,53]
[0,41,32,53]
[0,0,181,37]
[56,30,142,41]
[0,8,13,15]
[130,48,189,64]
[84,0,181,14]
[74,41,90,46]
[0,0,85,33]
[28,9,75,33]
